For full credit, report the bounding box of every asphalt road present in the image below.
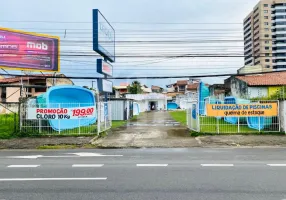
[1,148,286,200]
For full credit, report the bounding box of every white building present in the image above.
[126,93,167,112]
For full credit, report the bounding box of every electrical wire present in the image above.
[0,70,284,80]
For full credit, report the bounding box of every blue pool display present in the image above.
[192,104,197,119]
[198,82,210,115]
[133,102,140,116]
[224,96,250,124]
[167,102,178,110]
[247,116,272,130]
[246,102,273,131]
[36,86,96,131]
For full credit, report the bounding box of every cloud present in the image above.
[1,0,258,88]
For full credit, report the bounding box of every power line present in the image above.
[0,20,243,24]
[0,70,284,80]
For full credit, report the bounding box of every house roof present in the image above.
[177,80,188,86]
[114,85,128,90]
[120,83,129,86]
[166,92,184,97]
[0,74,58,84]
[235,72,286,86]
[187,83,199,90]
[142,87,152,93]
[151,85,162,90]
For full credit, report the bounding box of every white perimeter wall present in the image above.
[248,87,268,98]
[280,100,286,133]
[135,99,166,112]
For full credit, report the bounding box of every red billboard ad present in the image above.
[0,27,60,72]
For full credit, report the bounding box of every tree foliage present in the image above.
[127,81,143,94]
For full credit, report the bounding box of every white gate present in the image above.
[97,102,112,134]
[187,101,200,132]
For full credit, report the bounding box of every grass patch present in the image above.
[200,117,254,134]
[169,111,187,125]
[0,114,18,139]
[112,121,127,129]
[37,144,78,149]
[130,115,138,121]
[82,144,98,149]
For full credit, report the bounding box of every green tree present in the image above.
[127,81,143,94]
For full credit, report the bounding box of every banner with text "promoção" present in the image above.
[206,103,278,117]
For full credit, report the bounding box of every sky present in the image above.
[0,0,259,89]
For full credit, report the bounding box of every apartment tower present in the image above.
[244,0,286,70]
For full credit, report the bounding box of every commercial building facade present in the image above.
[244,0,286,70]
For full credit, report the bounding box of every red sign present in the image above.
[97,59,113,77]
[0,27,60,72]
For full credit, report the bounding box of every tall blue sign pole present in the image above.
[93,9,115,100]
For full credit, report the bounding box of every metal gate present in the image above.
[187,100,281,134]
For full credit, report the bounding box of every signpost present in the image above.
[93,9,115,134]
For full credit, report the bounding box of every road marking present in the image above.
[7,155,43,159]
[136,164,168,167]
[0,177,107,182]
[201,164,234,167]
[72,164,104,168]
[7,152,123,159]
[267,164,286,167]
[7,165,40,168]
[68,152,123,157]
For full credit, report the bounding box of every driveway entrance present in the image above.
[94,111,198,148]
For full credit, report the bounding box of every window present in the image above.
[264,22,269,25]
[265,34,269,38]
[265,28,269,31]
[264,16,268,19]
[179,86,185,91]
[264,4,268,7]
[266,65,270,68]
[265,53,270,56]
[265,47,270,50]
[264,10,268,13]
[1,87,6,99]
[275,22,286,25]
[265,59,270,62]
[265,41,270,44]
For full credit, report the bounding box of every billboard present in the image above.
[206,103,278,117]
[0,27,60,72]
[98,79,113,93]
[97,59,113,77]
[93,9,115,63]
